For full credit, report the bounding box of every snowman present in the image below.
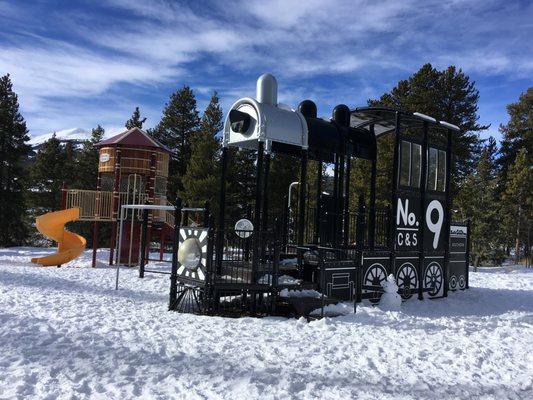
[379,274,402,311]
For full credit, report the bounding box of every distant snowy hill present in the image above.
[29,128,93,147]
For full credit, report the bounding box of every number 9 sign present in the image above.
[426,200,443,249]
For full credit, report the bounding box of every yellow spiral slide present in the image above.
[31,208,86,266]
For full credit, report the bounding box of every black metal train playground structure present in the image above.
[117,74,471,317]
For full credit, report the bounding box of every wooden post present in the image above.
[109,148,121,266]
[145,152,157,262]
[92,171,102,269]
[92,222,99,268]
[139,208,149,278]
[60,182,68,210]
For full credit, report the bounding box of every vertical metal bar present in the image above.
[203,201,210,228]
[368,125,377,250]
[466,219,471,289]
[314,161,322,244]
[261,154,271,232]
[357,194,365,248]
[115,206,125,290]
[343,155,351,246]
[169,198,182,310]
[332,155,339,247]
[443,128,453,297]
[418,121,429,300]
[261,153,271,260]
[252,142,264,283]
[139,208,149,278]
[338,155,345,247]
[388,112,401,295]
[319,251,325,318]
[297,150,308,247]
[217,147,228,275]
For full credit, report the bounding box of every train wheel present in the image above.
[424,262,443,297]
[364,263,387,303]
[458,275,466,290]
[396,262,418,299]
[449,275,457,291]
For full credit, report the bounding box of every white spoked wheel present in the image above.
[364,263,387,303]
[424,262,443,297]
[396,262,418,299]
[449,275,457,291]
[458,275,466,290]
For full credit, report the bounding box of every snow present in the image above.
[378,274,402,311]
[279,288,322,298]
[1,247,532,399]
[28,128,93,147]
[258,274,301,285]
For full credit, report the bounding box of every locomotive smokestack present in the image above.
[298,100,317,118]
[256,73,278,106]
[332,104,350,127]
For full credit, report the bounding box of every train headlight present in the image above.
[178,237,202,270]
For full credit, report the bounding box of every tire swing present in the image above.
[396,262,418,299]
[173,228,209,313]
[424,262,443,298]
[363,263,387,303]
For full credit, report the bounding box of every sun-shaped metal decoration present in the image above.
[177,228,209,283]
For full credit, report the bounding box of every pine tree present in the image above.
[75,125,105,189]
[267,153,300,224]
[30,134,71,212]
[180,92,222,215]
[498,88,532,181]
[455,140,503,268]
[125,106,147,130]
[0,74,31,245]
[368,63,487,189]
[150,86,200,196]
[501,148,532,263]
[226,147,256,221]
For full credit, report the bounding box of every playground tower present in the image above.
[62,127,172,267]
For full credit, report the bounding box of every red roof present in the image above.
[95,127,171,153]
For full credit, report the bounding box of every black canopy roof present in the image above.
[350,107,460,138]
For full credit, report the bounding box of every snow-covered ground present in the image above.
[1,247,532,399]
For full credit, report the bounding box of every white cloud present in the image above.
[0,0,531,138]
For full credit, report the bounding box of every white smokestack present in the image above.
[256,73,278,106]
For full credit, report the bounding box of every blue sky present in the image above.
[0,0,531,141]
